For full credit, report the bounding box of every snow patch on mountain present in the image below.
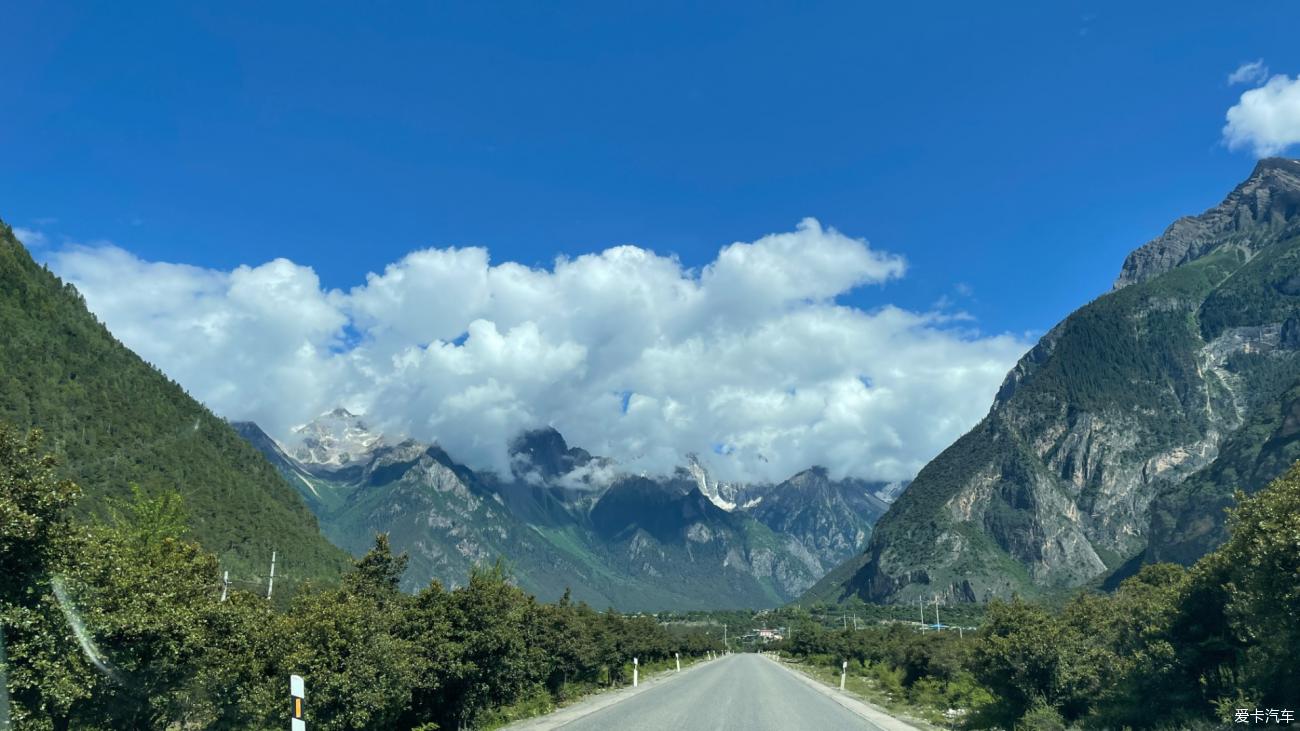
[873,480,909,503]
[685,454,747,511]
[287,407,385,468]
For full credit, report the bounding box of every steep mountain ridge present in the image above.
[1116,158,1300,288]
[0,221,349,582]
[822,158,1300,604]
[749,466,890,577]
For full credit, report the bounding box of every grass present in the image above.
[785,659,953,730]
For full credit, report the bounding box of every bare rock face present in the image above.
[1115,158,1300,289]
[829,158,1300,605]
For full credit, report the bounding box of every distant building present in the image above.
[755,628,783,642]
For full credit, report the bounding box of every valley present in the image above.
[4,13,1300,719]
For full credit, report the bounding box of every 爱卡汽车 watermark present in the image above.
[1236,709,1294,724]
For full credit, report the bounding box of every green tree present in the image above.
[0,425,87,730]
[272,535,423,731]
[969,598,1064,726]
[1188,465,1300,709]
[533,590,597,696]
[399,579,458,729]
[344,533,407,601]
[439,563,546,729]
[0,425,79,597]
[58,489,219,728]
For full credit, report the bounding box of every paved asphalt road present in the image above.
[542,654,897,731]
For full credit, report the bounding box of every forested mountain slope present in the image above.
[0,221,349,583]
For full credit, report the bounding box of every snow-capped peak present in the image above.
[287,407,384,469]
[685,454,743,511]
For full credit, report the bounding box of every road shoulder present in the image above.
[499,657,718,731]
[761,655,932,731]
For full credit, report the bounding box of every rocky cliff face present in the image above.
[827,158,1300,605]
[748,467,890,577]
[1115,158,1300,288]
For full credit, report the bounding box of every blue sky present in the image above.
[3,2,1298,480]
[4,1,1295,333]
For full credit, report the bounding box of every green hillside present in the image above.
[0,220,349,584]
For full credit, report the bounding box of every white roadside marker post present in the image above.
[633,657,639,687]
[840,660,847,691]
[675,652,680,672]
[290,674,305,731]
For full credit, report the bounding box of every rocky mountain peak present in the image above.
[791,465,831,482]
[684,454,750,511]
[508,426,594,483]
[288,407,384,470]
[1114,157,1300,289]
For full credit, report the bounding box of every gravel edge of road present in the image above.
[499,656,720,731]
[763,655,934,731]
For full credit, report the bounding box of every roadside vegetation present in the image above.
[0,424,722,730]
[776,459,1300,729]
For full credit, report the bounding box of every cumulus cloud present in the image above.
[1228,60,1269,86]
[46,220,1029,483]
[1223,73,1300,157]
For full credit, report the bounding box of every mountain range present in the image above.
[235,410,892,610]
[810,157,1300,605]
[8,157,1292,615]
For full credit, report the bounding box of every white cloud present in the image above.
[47,220,1029,484]
[1228,60,1269,86]
[13,227,47,248]
[1223,73,1300,157]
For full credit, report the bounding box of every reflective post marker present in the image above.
[675,652,680,672]
[632,657,639,687]
[840,660,847,691]
[290,674,305,731]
